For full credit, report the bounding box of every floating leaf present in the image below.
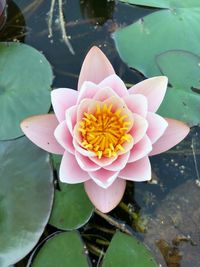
[114,4,200,77]
[49,182,94,230]
[102,231,158,267]
[119,0,200,8]
[0,137,54,267]
[31,232,90,267]
[0,42,53,140]
[157,50,200,126]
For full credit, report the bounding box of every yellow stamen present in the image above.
[78,103,133,158]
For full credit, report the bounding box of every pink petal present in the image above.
[21,114,64,155]
[59,151,90,183]
[104,152,130,171]
[84,178,126,213]
[54,121,74,154]
[123,94,148,117]
[128,135,152,162]
[90,155,117,167]
[75,151,100,172]
[77,81,99,104]
[119,156,151,181]
[98,74,128,97]
[73,139,96,157]
[65,105,77,134]
[89,168,119,189]
[150,118,190,156]
[93,86,118,101]
[146,112,168,144]
[78,46,115,90]
[51,88,78,122]
[129,113,148,144]
[129,76,168,112]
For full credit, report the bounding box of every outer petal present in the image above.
[146,112,168,144]
[129,76,168,112]
[128,135,152,162]
[119,156,151,181]
[77,81,99,104]
[75,151,101,172]
[84,178,126,213]
[150,118,190,156]
[89,169,119,189]
[104,152,130,171]
[123,94,148,117]
[78,46,115,90]
[60,151,90,183]
[98,74,128,97]
[54,121,74,154]
[51,88,78,122]
[129,113,148,144]
[21,114,64,155]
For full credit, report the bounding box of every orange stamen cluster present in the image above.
[78,103,133,159]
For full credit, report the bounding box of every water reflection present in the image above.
[80,0,115,25]
[0,0,6,30]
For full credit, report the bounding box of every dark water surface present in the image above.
[1,1,200,266]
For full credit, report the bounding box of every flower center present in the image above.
[78,103,133,159]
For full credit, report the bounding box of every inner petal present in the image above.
[76,100,134,159]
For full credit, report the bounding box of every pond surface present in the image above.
[1,1,200,266]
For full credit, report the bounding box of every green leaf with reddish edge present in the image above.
[0,42,53,140]
[157,50,200,126]
[102,231,158,267]
[49,182,94,230]
[119,0,200,8]
[31,232,91,267]
[0,137,54,267]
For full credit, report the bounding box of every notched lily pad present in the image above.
[31,231,91,267]
[0,137,54,267]
[102,231,158,267]
[0,42,53,140]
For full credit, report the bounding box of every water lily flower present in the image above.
[21,46,189,213]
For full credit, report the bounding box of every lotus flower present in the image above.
[21,46,189,213]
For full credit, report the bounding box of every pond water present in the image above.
[1,1,200,266]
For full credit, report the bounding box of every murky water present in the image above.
[1,1,200,266]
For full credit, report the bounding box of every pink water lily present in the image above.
[21,47,189,213]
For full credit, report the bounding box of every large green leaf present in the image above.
[114,8,200,78]
[0,42,53,140]
[119,0,200,8]
[102,231,158,267]
[31,232,91,267]
[157,50,200,126]
[49,182,94,230]
[0,137,54,267]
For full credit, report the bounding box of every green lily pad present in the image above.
[0,137,54,267]
[119,0,200,8]
[113,4,200,78]
[49,182,94,230]
[31,232,90,267]
[102,231,158,267]
[157,50,200,126]
[0,42,53,140]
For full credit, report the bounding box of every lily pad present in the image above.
[31,232,91,267]
[0,42,53,140]
[113,4,200,77]
[157,50,200,126]
[119,0,200,8]
[102,231,158,267]
[49,182,94,230]
[0,137,54,267]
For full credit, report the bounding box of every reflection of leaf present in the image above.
[0,42,53,140]
[31,232,91,267]
[157,50,200,126]
[49,182,94,230]
[102,231,158,267]
[119,0,200,8]
[0,137,54,267]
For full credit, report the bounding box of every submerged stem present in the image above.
[48,0,56,38]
